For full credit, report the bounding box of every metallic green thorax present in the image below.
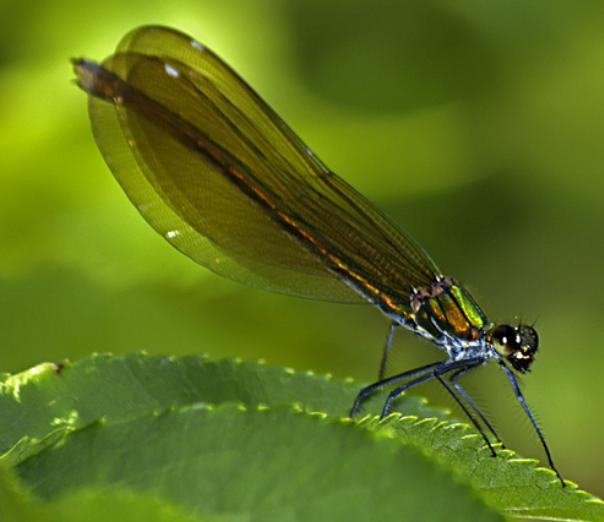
[410,277,490,342]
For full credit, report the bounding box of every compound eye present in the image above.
[492,324,515,345]
[518,325,539,354]
[491,324,518,356]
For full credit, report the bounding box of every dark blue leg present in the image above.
[436,372,497,457]
[449,366,504,446]
[350,360,444,418]
[498,360,565,487]
[377,357,485,419]
[380,371,441,418]
[378,321,397,380]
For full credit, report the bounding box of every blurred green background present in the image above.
[1,0,602,498]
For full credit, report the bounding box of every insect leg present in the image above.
[350,360,443,418]
[377,357,485,419]
[498,360,565,487]
[378,321,397,380]
[436,371,497,457]
[449,366,503,446]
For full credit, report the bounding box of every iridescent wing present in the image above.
[74,25,440,306]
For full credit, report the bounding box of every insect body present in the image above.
[72,24,563,486]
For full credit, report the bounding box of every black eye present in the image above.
[518,325,539,354]
[492,325,517,348]
[492,324,538,372]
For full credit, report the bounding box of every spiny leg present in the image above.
[350,360,443,418]
[378,321,397,380]
[498,360,565,487]
[435,372,497,457]
[378,357,485,419]
[449,366,504,447]
[380,371,441,419]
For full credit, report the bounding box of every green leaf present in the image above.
[1,354,602,520]
[375,415,604,521]
[15,405,502,522]
[0,353,444,460]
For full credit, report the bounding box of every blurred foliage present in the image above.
[0,0,603,501]
[0,463,225,522]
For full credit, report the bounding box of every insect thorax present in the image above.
[390,276,494,360]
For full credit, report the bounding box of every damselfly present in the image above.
[72,25,564,486]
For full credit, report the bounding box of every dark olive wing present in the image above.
[74,25,440,306]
